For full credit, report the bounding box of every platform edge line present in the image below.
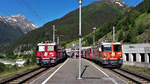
[84,59,118,84]
[30,67,55,84]
[41,58,69,84]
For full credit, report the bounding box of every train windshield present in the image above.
[114,45,122,52]
[103,45,112,52]
[38,46,45,52]
[47,45,54,52]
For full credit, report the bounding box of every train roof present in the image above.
[37,42,57,46]
[101,42,121,45]
[82,46,91,50]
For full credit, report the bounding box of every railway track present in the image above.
[110,68,150,84]
[0,67,49,84]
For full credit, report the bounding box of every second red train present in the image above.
[77,42,123,68]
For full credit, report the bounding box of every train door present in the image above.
[90,48,93,60]
[98,46,102,61]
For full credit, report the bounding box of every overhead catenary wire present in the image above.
[16,0,43,22]
[123,0,143,6]
[0,8,10,16]
[133,0,142,6]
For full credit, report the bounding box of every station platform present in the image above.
[30,58,127,84]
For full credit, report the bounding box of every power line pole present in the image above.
[93,27,96,46]
[113,26,115,42]
[57,36,59,44]
[60,35,64,42]
[53,25,55,42]
[78,0,82,80]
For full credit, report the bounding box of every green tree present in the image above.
[0,63,6,72]
[136,24,147,35]
[118,29,124,41]
[126,28,138,43]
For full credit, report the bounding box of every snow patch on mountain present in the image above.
[115,2,123,6]
[0,14,37,34]
[102,0,125,7]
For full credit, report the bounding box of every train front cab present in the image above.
[36,44,58,66]
[101,43,123,67]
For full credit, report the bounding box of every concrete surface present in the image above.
[30,58,127,84]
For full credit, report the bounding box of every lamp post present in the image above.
[53,25,55,42]
[78,0,82,80]
[93,27,96,46]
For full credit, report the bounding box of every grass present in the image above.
[98,31,112,42]
[123,65,150,75]
[0,64,38,78]
[135,13,147,24]
[2,58,17,62]
[135,13,150,25]
[0,53,6,58]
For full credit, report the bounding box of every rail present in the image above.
[0,67,49,84]
[110,68,150,84]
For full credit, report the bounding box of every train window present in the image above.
[103,45,112,52]
[47,46,54,52]
[114,45,121,52]
[38,46,45,51]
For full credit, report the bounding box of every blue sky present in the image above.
[0,0,143,27]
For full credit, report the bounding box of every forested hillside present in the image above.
[2,0,129,54]
[0,20,23,43]
[0,14,37,44]
[80,0,149,46]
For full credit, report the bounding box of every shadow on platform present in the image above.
[80,65,101,79]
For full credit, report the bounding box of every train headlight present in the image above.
[51,54,55,57]
[119,54,122,57]
[44,52,48,56]
[104,54,107,58]
[111,52,115,56]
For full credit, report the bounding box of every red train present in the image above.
[81,42,123,68]
[36,42,67,66]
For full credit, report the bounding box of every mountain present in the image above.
[2,0,130,54]
[82,0,150,45]
[0,16,23,43]
[0,14,37,43]
[101,0,126,7]
[6,14,37,34]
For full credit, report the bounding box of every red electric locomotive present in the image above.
[99,42,123,67]
[82,42,123,68]
[36,42,66,66]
